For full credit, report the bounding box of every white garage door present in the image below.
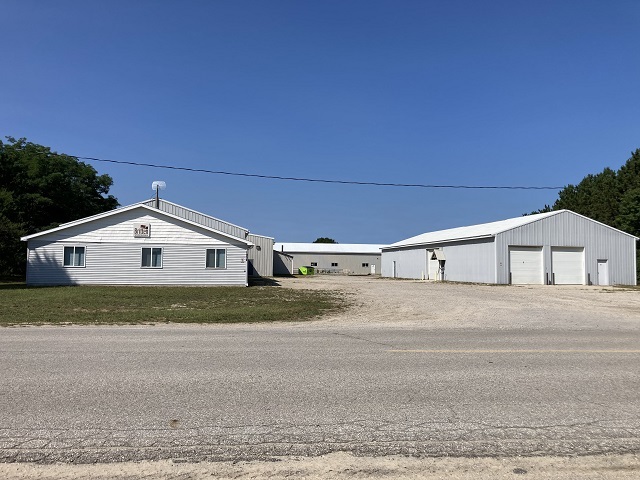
[509,246,543,284]
[552,247,584,285]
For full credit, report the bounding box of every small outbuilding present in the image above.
[20,199,274,286]
[274,243,385,275]
[381,210,637,285]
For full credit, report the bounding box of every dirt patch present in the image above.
[1,452,639,479]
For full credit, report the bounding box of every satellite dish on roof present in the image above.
[152,181,166,191]
[151,181,166,208]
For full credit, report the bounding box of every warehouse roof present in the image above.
[384,210,637,249]
[274,243,385,254]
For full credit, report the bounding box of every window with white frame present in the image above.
[141,247,162,268]
[206,248,226,269]
[311,262,318,266]
[63,246,85,267]
[331,262,338,267]
[362,263,369,267]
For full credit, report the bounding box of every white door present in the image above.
[551,247,584,285]
[509,246,543,284]
[427,250,439,280]
[370,264,376,275]
[597,259,609,285]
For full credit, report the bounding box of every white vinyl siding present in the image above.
[551,247,584,285]
[24,208,250,286]
[206,248,226,269]
[63,246,85,267]
[509,246,543,285]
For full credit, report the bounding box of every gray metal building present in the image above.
[274,243,385,275]
[381,210,637,285]
[21,199,273,285]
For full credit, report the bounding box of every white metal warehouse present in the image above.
[274,243,385,275]
[381,210,637,285]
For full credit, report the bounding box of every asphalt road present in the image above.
[1,323,639,463]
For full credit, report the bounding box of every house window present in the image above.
[141,247,162,268]
[63,246,85,267]
[206,248,226,269]
[311,262,318,267]
[362,263,369,267]
[331,262,338,267]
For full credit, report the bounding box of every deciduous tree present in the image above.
[0,137,118,276]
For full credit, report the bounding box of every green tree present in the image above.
[313,237,337,244]
[533,149,640,280]
[0,137,119,276]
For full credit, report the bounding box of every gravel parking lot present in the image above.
[280,275,640,331]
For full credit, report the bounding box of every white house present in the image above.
[20,199,273,286]
[381,210,637,286]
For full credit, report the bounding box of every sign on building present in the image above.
[134,223,150,238]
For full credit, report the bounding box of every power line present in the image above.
[75,155,564,190]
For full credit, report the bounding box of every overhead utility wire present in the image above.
[76,156,563,190]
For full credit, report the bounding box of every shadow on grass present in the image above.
[0,283,30,290]
[249,277,282,287]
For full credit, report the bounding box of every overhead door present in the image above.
[552,247,584,285]
[509,246,543,284]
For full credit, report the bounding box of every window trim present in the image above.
[310,262,318,267]
[205,248,227,269]
[331,262,339,267]
[63,245,86,268]
[141,247,163,269]
[362,263,369,268]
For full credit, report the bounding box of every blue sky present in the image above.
[2,0,639,243]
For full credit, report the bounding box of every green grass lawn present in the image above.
[0,282,347,326]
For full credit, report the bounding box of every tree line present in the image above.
[531,148,640,278]
[0,137,118,276]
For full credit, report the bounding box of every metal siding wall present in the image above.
[496,211,637,285]
[26,240,248,286]
[247,234,274,277]
[273,252,293,275]
[288,253,381,274]
[142,200,248,239]
[382,238,495,282]
[440,239,496,283]
[381,248,426,279]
